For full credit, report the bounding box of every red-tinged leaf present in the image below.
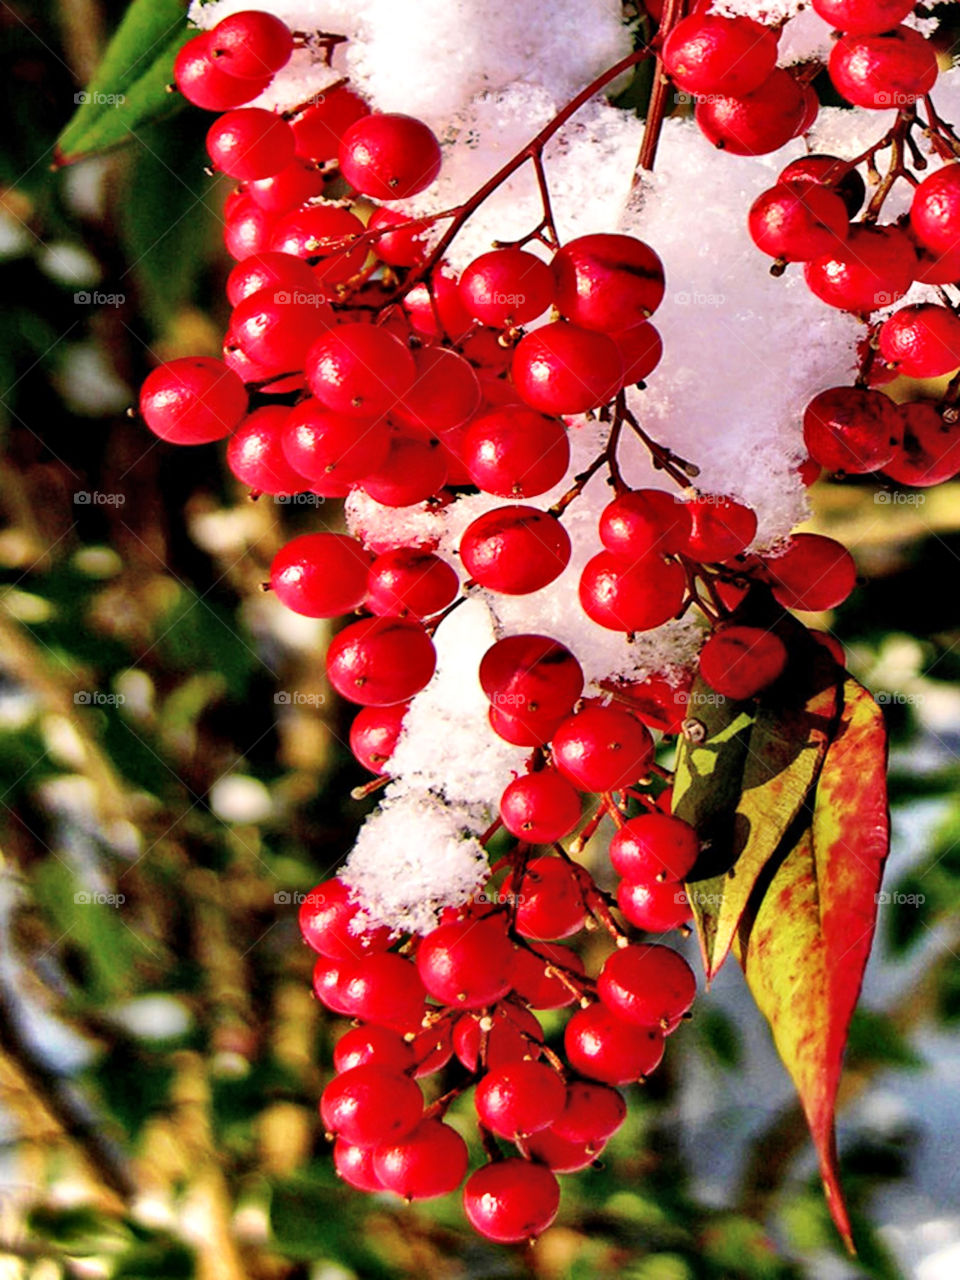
[733,677,889,1252]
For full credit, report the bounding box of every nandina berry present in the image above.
[579,550,687,632]
[225,287,335,372]
[462,407,570,498]
[453,1004,544,1072]
[459,248,555,328]
[599,489,692,558]
[416,916,516,1008]
[812,0,915,33]
[374,1120,469,1200]
[173,34,269,111]
[617,878,692,932]
[552,1082,626,1145]
[460,506,571,595]
[223,192,277,260]
[365,548,458,619]
[320,1065,422,1146]
[604,671,693,735]
[410,1020,454,1077]
[403,271,474,342]
[369,207,431,267]
[598,944,697,1030]
[513,941,586,1009]
[682,495,757,562]
[362,434,449,506]
[334,1025,415,1075]
[802,385,900,474]
[614,322,664,384]
[246,161,327,215]
[139,357,247,444]
[312,955,355,1014]
[480,634,584,720]
[225,251,319,306]
[488,705,566,748]
[209,10,293,77]
[883,401,960,486]
[339,953,428,1030]
[463,1160,560,1243]
[609,813,700,882]
[270,532,372,618]
[552,233,665,331]
[762,533,857,611]
[551,705,654,792]
[282,399,389,485]
[698,625,788,699]
[298,877,392,959]
[269,204,366,283]
[306,324,416,419]
[338,113,442,199]
[878,304,960,379]
[226,406,308,495]
[662,13,778,97]
[291,88,370,162]
[349,702,409,774]
[511,322,622,414]
[326,617,436,705]
[695,69,807,156]
[392,347,481,434]
[206,108,295,181]
[778,153,866,218]
[333,1138,384,1191]
[475,1060,566,1138]
[499,771,582,844]
[829,28,938,110]
[911,164,960,256]
[804,224,916,313]
[564,1003,665,1084]
[502,857,586,939]
[748,182,849,262]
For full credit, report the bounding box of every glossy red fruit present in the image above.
[475,1060,566,1138]
[334,1025,415,1074]
[416,917,515,1008]
[762,533,857,611]
[878,304,960,379]
[369,207,431,267]
[805,224,916,313]
[613,322,664,384]
[410,1020,454,1077]
[282,399,389,485]
[609,813,700,882]
[778,153,866,218]
[173,34,269,111]
[453,1003,544,1071]
[459,249,555,327]
[598,944,697,1031]
[374,1120,469,1200]
[339,113,442,200]
[291,88,370,163]
[803,385,900,474]
[579,551,687,632]
[312,955,355,1014]
[269,204,366,283]
[225,251,319,307]
[139,357,247,444]
[270,532,371,618]
[883,401,960,486]
[392,347,481,434]
[552,1082,627,1145]
[748,182,849,262]
[320,1065,422,1146]
[366,549,458,619]
[552,234,665,331]
[699,625,788,699]
[206,109,295,181]
[617,879,692,932]
[499,771,582,844]
[339,953,428,1031]
[460,506,571,595]
[403,271,474,342]
[326,617,436,706]
[513,941,586,1009]
[663,13,778,97]
[306,325,416,419]
[524,1128,603,1172]
[812,0,914,32]
[681,495,757,561]
[480,634,584,721]
[298,878,392,960]
[349,703,408,774]
[226,287,335,372]
[362,434,449,507]
[223,193,277,260]
[512,322,622,414]
[502,857,586,939]
[564,1003,665,1084]
[246,161,326,215]
[695,69,807,156]
[209,10,293,76]
[829,27,937,110]
[334,1138,384,1191]
[463,1160,560,1243]
[463,407,569,498]
[488,705,566,748]
[226,406,307,495]
[551,705,654,792]
[604,670,694,735]
[911,164,960,256]
[599,489,692,558]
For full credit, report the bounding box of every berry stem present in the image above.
[635,0,689,175]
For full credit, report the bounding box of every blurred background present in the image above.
[2,1,960,1276]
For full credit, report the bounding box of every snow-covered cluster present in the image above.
[193,0,958,931]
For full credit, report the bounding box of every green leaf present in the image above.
[55,0,192,166]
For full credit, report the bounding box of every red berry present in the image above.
[209,10,293,77]
[270,532,372,618]
[812,0,914,32]
[269,204,366,284]
[475,1060,566,1138]
[460,506,571,594]
[805,224,916,313]
[803,385,900,474]
[453,1004,544,1072]
[663,14,778,97]
[552,233,665,331]
[463,407,570,498]
[362,434,449,507]
[617,879,692,932]
[392,346,481,434]
[605,670,693,735]
[333,1138,384,1191]
[320,1065,422,1146]
[551,1082,627,1145]
[410,1020,454,1077]
[312,955,355,1014]
[206,109,295,181]
[488,705,566,748]
[246,161,326,215]
[551,705,654,793]
[226,287,335,373]
[139,357,247,445]
[599,489,692,558]
[778,153,866,218]
[523,1129,604,1172]
[911,164,960,256]
[416,917,516,1009]
[366,548,459,619]
[225,251,318,306]
[579,551,686,632]
[564,1003,665,1084]
[479,634,584,721]
[459,249,555,328]
[762,533,857,611]
[174,33,269,111]
[463,1160,560,1243]
[499,772,582,844]
[609,813,700,882]
[681,495,757,562]
[298,878,391,959]
[349,703,408,774]
[306,324,416,419]
[829,27,937,110]
[223,193,277,260]
[369,207,431,267]
[403,272,474,342]
[226,406,308,495]
[334,1025,415,1074]
[326,617,437,706]
[878,304,960,379]
[374,1119,469,1200]
[748,182,849,262]
[512,322,622,414]
[513,941,585,1009]
[695,70,807,156]
[339,113,442,200]
[613,322,664,384]
[291,89,370,163]
[339,955,428,1033]
[883,401,960,486]
[598,944,696,1029]
[502,857,586,939]
[698,625,788,699]
[282,399,389,485]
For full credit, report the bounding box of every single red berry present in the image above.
[551,1082,627,1145]
[480,634,584,721]
[362,434,449,506]
[403,271,474,342]
[460,506,571,595]
[512,322,622,414]
[226,287,335,373]
[613,322,664,384]
[778,153,866,218]
[339,113,442,200]
[282,399,390,485]
[291,88,370,163]
[366,548,459,619]
[911,164,960,257]
[609,813,700,883]
[410,1020,454,1077]
[552,233,665,331]
[226,406,308,495]
[269,204,366,284]
[320,1065,422,1146]
[579,550,686,632]
[462,407,570,498]
[524,1129,603,1172]
[695,70,807,156]
[206,108,295,181]
[829,27,937,111]
[209,10,293,77]
[564,1003,665,1084]
[369,207,431,267]
[698,625,789,699]
[223,193,277,260]
[748,182,849,262]
[802,385,900,474]
[475,1060,566,1138]
[463,1160,560,1243]
[878,304,960,379]
[502,857,586,940]
[459,249,555,328]
[416,917,516,1009]
[333,1138,384,1191]
[139,357,247,444]
[349,702,409,774]
[762,533,857,611]
[599,489,692,558]
[453,1003,544,1071]
[339,953,428,1031]
[598,944,697,1029]
[604,670,693,735]
[617,879,692,932]
[392,346,481,434]
[374,1119,469,1200]
[246,161,327,215]
[488,704,566,748]
[663,13,778,97]
[174,33,269,111]
[681,495,757,562]
[334,1025,415,1075]
[804,224,916,313]
[225,251,318,306]
[270,532,372,618]
[306,324,416,419]
[499,772,582,844]
[513,941,585,1009]
[812,0,915,32]
[312,955,356,1014]
[883,401,960,486]
[326,617,437,705]
[551,705,654,793]
[298,878,391,959]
